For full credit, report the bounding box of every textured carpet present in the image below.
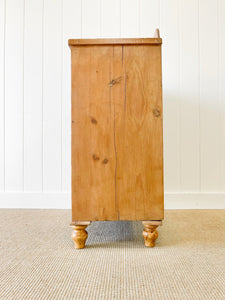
[0,210,224,300]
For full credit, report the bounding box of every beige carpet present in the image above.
[0,210,224,300]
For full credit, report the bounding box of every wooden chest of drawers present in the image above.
[69,30,164,249]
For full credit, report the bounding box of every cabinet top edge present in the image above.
[68,38,162,46]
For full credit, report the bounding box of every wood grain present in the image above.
[116,45,164,220]
[69,38,162,46]
[71,45,122,221]
[71,42,163,221]
[71,223,90,249]
[142,221,160,247]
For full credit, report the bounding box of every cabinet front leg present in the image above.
[142,221,162,248]
[71,221,91,249]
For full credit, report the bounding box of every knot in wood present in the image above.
[102,158,109,164]
[109,76,122,87]
[153,108,161,117]
[92,154,100,161]
[91,117,97,124]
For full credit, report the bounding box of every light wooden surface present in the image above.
[70,221,91,226]
[69,38,162,46]
[142,220,162,226]
[71,40,163,221]
[71,224,89,249]
[71,221,91,249]
[71,45,119,221]
[154,28,160,38]
[142,222,159,247]
[116,45,164,220]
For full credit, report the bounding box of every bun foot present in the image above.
[142,221,162,247]
[71,221,91,249]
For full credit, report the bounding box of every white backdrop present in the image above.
[0,0,225,209]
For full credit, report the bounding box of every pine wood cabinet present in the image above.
[69,31,164,249]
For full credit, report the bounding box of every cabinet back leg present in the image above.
[142,221,162,247]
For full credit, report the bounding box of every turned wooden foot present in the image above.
[71,221,91,249]
[142,221,162,247]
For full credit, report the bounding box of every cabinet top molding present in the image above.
[68,38,162,46]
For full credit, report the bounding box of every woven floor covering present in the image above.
[0,210,224,300]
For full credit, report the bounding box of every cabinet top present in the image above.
[68,38,162,46]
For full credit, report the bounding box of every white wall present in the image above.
[0,0,225,209]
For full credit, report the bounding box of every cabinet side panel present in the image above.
[71,45,122,221]
[116,45,164,220]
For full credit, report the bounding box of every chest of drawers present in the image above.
[69,30,164,249]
